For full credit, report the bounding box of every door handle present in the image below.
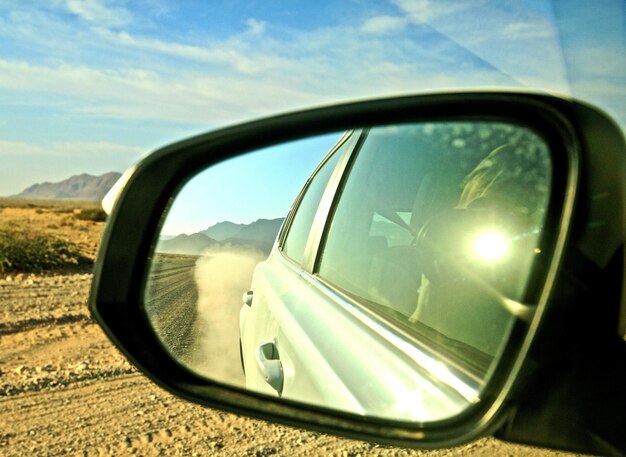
[243,290,253,307]
[256,342,283,395]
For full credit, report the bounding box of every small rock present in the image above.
[73,362,88,373]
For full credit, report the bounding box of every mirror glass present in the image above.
[144,121,552,423]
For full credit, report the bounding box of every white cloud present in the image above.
[0,141,41,156]
[0,140,142,157]
[4,3,572,126]
[0,58,330,124]
[391,0,568,93]
[571,46,626,80]
[391,0,479,23]
[0,8,86,57]
[0,3,591,127]
[502,21,554,39]
[245,18,266,36]
[0,50,524,129]
[361,15,408,35]
[94,28,283,74]
[65,0,131,27]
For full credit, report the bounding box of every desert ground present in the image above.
[0,201,583,456]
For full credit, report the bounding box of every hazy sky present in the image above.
[1,1,624,223]
[160,132,342,235]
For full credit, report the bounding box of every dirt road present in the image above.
[0,206,582,456]
[145,250,252,387]
[145,254,200,367]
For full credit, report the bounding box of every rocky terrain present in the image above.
[0,203,582,456]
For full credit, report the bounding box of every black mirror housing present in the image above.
[89,92,626,455]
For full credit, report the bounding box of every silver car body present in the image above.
[239,130,484,422]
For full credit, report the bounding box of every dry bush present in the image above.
[0,198,100,210]
[73,208,107,222]
[59,217,74,227]
[0,225,89,273]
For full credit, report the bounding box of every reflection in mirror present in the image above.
[144,122,551,423]
[144,133,340,386]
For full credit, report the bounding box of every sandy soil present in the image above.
[0,205,583,456]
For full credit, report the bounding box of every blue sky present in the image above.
[0,1,624,227]
[160,132,343,235]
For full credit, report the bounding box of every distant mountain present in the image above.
[219,218,284,253]
[234,218,284,244]
[200,221,247,242]
[156,233,219,256]
[157,218,285,256]
[15,172,122,201]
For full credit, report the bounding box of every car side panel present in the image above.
[242,249,473,422]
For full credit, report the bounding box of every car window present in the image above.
[282,137,349,265]
[369,211,414,247]
[316,122,551,369]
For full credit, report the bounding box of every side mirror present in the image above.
[90,92,626,455]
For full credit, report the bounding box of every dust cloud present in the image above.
[190,246,265,387]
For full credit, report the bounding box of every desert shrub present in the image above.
[74,208,107,222]
[59,218,74,227]
[0,227,89,273]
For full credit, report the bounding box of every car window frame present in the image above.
[278,130,363,272]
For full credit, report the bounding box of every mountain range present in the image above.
[157,218,284,256]
[14,172,122,201]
